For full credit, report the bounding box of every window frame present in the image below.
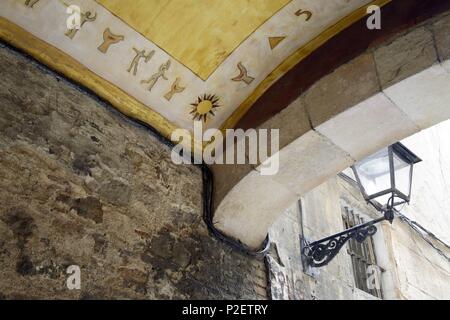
[341,204,384,299]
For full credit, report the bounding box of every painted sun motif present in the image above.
[190,94,220,122]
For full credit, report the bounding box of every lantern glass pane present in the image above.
[393,152,412,199]
[354,147,392,199]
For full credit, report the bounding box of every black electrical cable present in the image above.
[201,165,270,257]
[395,210,450,263]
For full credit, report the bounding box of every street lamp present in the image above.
[302,142,422,268]
[352,142,421,211]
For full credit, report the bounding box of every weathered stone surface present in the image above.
[432,12,450,61]
[213,10,450,252]
[316,93,419,161]
[257,96,311,150]
[374,27,438,89]
[384,64,450,130]
[210,162,255,211]
[303,53,379,127]
[0,44,266,300]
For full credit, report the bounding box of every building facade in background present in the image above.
[268,120,450,300]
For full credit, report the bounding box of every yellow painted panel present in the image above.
[96,0,290,80]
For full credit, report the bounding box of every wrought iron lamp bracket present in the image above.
[301,209,394,268]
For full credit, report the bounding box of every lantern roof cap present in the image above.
[392,142,422,164]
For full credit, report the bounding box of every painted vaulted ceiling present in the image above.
[0,0,388,139]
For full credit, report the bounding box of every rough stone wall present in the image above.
[0,44,267,299]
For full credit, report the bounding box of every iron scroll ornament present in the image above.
[302,210,394,268]
[302,224,378,268]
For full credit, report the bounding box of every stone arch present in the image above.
[212,11,450,249]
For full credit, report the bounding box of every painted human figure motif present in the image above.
[141,60,171,92]
[65,11,97,40]
[127,48,155,76]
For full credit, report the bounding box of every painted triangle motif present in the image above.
[268,36,286,50]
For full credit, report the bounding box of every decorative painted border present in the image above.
[0,0,390,144]
[221,0,391,131]
[0,17,178,140]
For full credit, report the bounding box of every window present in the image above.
[342,205,383,298]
